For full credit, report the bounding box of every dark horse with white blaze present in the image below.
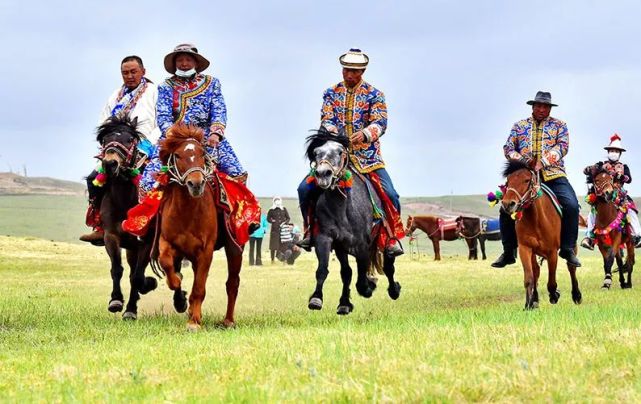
[305,129,401,315]
[95,116,157,319]
[501,159,582,309]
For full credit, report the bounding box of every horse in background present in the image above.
[501,159,582,309]
[95,116,157,319]
[154,124,243,330]
[591,169,634,289]
[405,215,475,260]
[456,216,501,260]
[305,129,401,315]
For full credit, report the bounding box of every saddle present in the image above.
[437,218,458,239]
[481,218,500,234]
[540,183,563,217]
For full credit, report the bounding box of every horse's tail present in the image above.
[369,248,384,276]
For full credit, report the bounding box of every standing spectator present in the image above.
[248,213,268,266]
[267,196,290,263]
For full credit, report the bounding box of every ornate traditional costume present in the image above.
[297,49,404,255]
[581,134,641,249]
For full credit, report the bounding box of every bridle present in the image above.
[97,132,144,174]
[314,145,348,190]
[456,217,481,239]
[405,216,416,236]
[165,138,214,186]
[504,169,541,213]
[593,172,615,200]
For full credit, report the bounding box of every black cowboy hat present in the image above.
[526,91,558,107]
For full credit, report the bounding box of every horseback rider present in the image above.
[296,48,404,257]
[80,55,159,245]
[580,134,641,250]
[122,44,259,239]
[492,91,582,268]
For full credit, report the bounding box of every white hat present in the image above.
[163,43,210,74]
[339,48,369,69]
[604,133,626,152]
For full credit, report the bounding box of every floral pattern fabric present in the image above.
[321,81,388,173]
[504,116,569,181]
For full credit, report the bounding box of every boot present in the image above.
[385,238,404,257]
[580,237,594,251]
[79,229,105,246]
[560,248,582,267]
[634,236,641,249]
[296,234,312,252]
[491,248,517,268]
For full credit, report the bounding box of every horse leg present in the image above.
[519,246,536,310]
[598,244,614,290]
[480,236,487,260]
[546,252,561,304]
[158,239,187,312]
[530,254,540,307]
[223,243,243,327]
[354,250,377,298]
[134,241,157,295]
[172,255,188,313]
[123,249,141,320]
[623,242,634,288]
[186,251,214,331]
[105,234,124,313]
[383,255,401,300]
[309,235,331,310]
[433,238,441,261]
[335,248,354,315]
[616,249,627,289]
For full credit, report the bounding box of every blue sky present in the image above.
[2,0,641,197]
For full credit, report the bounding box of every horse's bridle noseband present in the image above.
[315,147,348,190]
[504,169,541,212]
[165,139,214,186]
[593,172,615,199]
[98,133,143,174]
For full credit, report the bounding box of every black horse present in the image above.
[456,216,502,260]
[95,115,157,319]
[304,128,401,315]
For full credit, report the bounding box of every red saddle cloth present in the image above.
[122,172,260,247]
[367,171,406,249]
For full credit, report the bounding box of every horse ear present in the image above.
[131,116,139,128]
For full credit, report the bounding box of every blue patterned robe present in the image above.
[321,81,388,173]
[140,74,245,192]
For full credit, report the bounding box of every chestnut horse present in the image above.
[155,124,242,330]
[405,215,476,260]
[501,160,582,309]
[592,170,634,289]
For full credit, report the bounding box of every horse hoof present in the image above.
[174,291,188,313]
[222,319,236,328]
[308,297,323,310]
[572,291,582,304]
[122,311,137,321]
[388,282,401,300]
[336,303,353,315]
[108,299,124,313]
[186,322,201,332]
[549,290,560,304]
[140,277,158,295]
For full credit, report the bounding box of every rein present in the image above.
[164,139,214,186]
[505,169,542,215]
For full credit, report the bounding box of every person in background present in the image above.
[267,196,290,263]
[249,213,268,266]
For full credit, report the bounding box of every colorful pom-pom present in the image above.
[489,200,498,208]
[495,190,503,199]
[487,192,496,202]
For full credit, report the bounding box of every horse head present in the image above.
[96,115,141,177]
[501,159,539,215]
[305,127,350,190]
[159,123,210,198]
[593,170,616,202]
[405,215,416,236]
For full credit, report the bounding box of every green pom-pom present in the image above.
[343,170,352,180]
[160,166,169,173]
[97,166,105,174]
[495,190,503,199]
[536,189,543,197]
[130,168,140,175]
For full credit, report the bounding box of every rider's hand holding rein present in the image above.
[206,132,222,148]
[350,130,366,145]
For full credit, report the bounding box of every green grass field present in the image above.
[2,235,640,402]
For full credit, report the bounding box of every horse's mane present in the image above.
[96,115,141,144]
[502,159,531,178]
[159,124,205,164]
[304,127,350,162]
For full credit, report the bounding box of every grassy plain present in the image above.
[1,235,640,402]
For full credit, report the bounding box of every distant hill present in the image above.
[0,172,84,196]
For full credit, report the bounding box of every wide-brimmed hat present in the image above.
[526,91,558,107]
[339,48,369,69]
[604,133,626,152]
[163,43,210,74]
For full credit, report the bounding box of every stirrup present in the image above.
[296,236,312,252]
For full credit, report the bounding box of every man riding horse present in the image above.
[80,55,159,245]
[297,48,404,257]
[492,91,582,268]
[581,134,641,250]
[122,44,259,242]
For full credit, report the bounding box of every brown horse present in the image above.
[592,170,634,289]
[455,216,501,260]
[405,215,476,260]
[501,160,582,309]
[155,124,242,330]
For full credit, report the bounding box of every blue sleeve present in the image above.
[208,78,227,137]
[156,82,174,139]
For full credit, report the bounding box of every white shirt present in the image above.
[99,81,160,143]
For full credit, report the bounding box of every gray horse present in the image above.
[304,129,401,315]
